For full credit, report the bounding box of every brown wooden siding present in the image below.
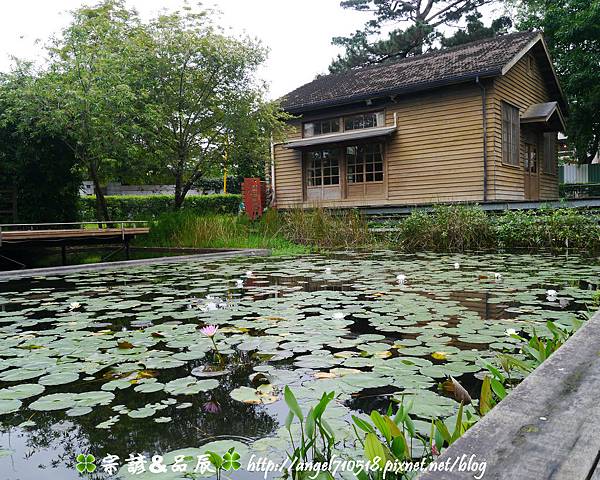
[273,121,303,206]
[385,84,486,204]
[490,53,559,200]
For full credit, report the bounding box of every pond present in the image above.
[0,251,598,479]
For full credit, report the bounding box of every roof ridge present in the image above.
[312,30,539,84]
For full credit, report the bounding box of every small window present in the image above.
[543,132,557,174]
[307,150,340,186]
[502,102,520,166]
[303,118,340,137]
[346,143,384,183]
[344,111,385,131]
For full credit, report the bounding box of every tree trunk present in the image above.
[174,174,184,210]
[89,161,110,223]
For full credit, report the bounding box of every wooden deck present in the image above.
[419,309,600,480]
[0,222,150,268]
[0,227,149,244]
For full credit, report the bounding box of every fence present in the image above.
[559,164,600,184]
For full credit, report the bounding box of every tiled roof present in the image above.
[281,31,540,113]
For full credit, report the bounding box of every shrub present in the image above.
[494,208,600,251]
[80,194,241,221]
[396,205,495,252]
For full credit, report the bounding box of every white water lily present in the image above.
[494,273,503,281]
[69,302,81,311]
[505,328,518,336]
[324,267,332,274]
[332,312,345,320]
[546,289,558,301]
[245,271,253,278]
[235,279,244,287]
[454,262,460,270]
[396,274,406,284]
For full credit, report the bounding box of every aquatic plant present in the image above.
[283,386,336,479]
[200,325,223,364]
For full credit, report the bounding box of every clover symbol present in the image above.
[222,447,240,471]
[76,454,96,473]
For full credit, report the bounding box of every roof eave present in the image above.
[501,33,569,113]
[282,68,502,115]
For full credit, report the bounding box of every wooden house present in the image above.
[272,31,567,209]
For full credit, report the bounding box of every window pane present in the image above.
[502,103,520,166]
[331,119,340,133]
[345,142,383,183]
[344,112,384,131]
[304,123,315,137]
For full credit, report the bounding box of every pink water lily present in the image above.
[200,325,219,337]
[203,400,222,414]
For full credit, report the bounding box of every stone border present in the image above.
[0,248,271,280]
[419,309,600,479]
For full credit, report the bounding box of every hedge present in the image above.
[80,194,242,221]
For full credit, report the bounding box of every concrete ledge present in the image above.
[0,248,271,280]
[419,309,600,480]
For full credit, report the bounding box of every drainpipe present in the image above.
[270,136,276,207]
[476,76,488,202]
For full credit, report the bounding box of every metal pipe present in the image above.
[270,135,276,206]
[476,76,488,202]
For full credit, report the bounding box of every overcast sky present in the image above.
[0,1,503,99]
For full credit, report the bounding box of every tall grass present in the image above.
[140,208,375,254]
[281,208,373,249]
[140,210,308,255]
[140,206,600,255]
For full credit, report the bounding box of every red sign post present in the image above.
[242,178,267,220]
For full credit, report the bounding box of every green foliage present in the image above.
[494,208,600,251]
[138,210,308,255]
[329,0,499,72]
[281,208,373,249]
[283,386,336,479]
[390,206,600,253]
[395,205,494,252]
[503,320,583,373]
[0,71,80,223]
[517,0,600,164]
[441,12,512,48]
[352,398,475,479]
[80,194,241,221]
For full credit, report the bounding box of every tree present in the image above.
[0,69,80,223]
[516,0,600,164]
[41,0,142,220]
[441,12,512,47]
[329,0,498,72]
[130,9,284,209]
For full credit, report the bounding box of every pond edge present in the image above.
[0,248,272,280]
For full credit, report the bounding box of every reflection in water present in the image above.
[1,359,279,479]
